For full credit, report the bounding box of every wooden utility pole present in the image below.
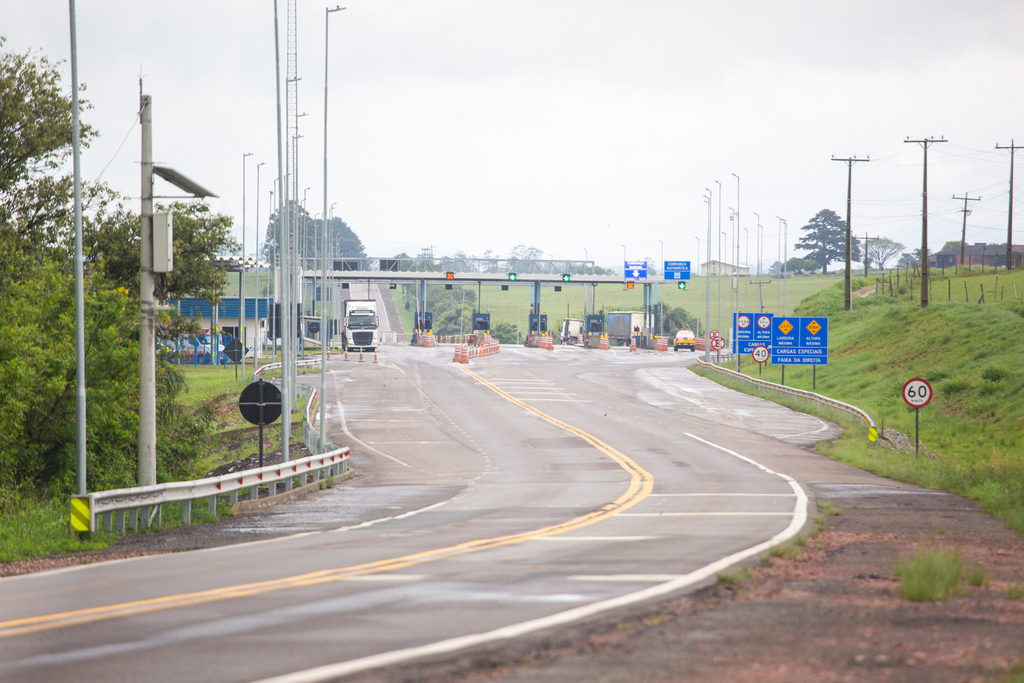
[996,140,1022,270]
[905,137,947,307]
[863,234,871,278]
[953,193,981,268]
[833,156,869,311]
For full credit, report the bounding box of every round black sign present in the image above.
[224,338,244,363]
[238,379,282,426]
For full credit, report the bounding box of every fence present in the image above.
[694,358,878,441]
[71,364,348,533]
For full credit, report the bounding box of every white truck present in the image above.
[560,318,584,344]
[341,299,379,351]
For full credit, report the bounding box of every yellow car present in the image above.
[673,329,696,352]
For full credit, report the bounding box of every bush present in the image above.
[893,547,964,601]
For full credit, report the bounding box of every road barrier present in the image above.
[655,336,668,351]
[253,357,323,377]
[694,358,878,440]
[71,369,347,534]
[452,337,500,364]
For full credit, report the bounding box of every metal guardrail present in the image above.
[694,358,878,441]
[72,358,349,533]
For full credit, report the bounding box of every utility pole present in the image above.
[996,140,1022,270]
[863,234,871,278]
[953,193,981,267]
[70,0,87,495]
[832,155,869,311]
[139,92,157,487]
[905,137,947,307]
[273,0,291,463]
[714,180,722,344]
[241,152,253,381]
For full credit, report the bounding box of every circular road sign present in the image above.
[239,380,283,426]
[757,315,772,330]
[751,345,770,364]
[712,336,726,351]
[710,329,720,339]
[902,378,933,408]
[737,315,751,330]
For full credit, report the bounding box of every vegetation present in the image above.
[795,209,861,274]
[697,266,1024,535]
[892,547,968,601]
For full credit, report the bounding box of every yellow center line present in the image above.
[0,368,653,640]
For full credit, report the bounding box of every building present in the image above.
[700,260,751,277]
[930,243,1024,269]
[171,296,274,348]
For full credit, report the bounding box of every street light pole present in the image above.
[241,152,253,381]
[273,0,292,463]
[776,217,787,314]
[753,212,761,313]
[731,172,740,320]
[694,236,700,335]
[742,227,749,312]
[704,189,712,362]
[714,179,722,345]
[658,239,663,337]
[69,0,87,494]
[255,161,265,368]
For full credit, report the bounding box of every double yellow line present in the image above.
[0,368,653,639]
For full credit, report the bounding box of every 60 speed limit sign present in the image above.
[751,345,769,364]
[902,378,933,408]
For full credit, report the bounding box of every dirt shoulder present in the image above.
[346,483,1024,683]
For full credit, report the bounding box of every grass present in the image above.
[0,498,111,563]
[716,568,751,584]
[892,547,967,601]
[694,265,1024,536]
[1008,584,1024,599]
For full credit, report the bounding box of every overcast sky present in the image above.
[6,1,1024,270]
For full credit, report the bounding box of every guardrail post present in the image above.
[341,460,348,474]
[229,490,238,505]
[116,508,126,533]
[300,472,307,486]
[269,481,277,497]
[182,499,191,525]
[250,484,259,501]
[103,511,112,533]
[208,495,216,516]
[129,507,139,532]
[140,505,150,529]
[155,504,162,527]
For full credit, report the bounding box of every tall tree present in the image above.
[795,209,861,274]
[866,237,904,270]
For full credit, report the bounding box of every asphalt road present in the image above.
[0,342,894,683]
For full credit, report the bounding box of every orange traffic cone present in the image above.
[359,350,364,362]
[374,352,379,363]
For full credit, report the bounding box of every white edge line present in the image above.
[336,401,416,470]
[330,500,449,533]
[249,433,808,683]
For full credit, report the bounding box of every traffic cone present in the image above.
[344,349,349,361]
[630,337,636,352]
[374,352,379,363]
[359,350,364,362]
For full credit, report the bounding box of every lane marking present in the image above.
[568,575,685,582]
[532,536,657,542]
[0,369,653,640]
[250,432,807,683]
[336,401,417,470]
[331,501,450,533]
[649,493,795,497]
[618,512,792,517]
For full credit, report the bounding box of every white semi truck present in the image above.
[341,299,379,351]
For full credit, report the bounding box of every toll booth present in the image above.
[528,314,548,334]
[585,315,604,335]
[417,311,433,331]
[472,313,490,332]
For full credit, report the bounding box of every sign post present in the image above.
[901,377,932,457]
[239,378,283,468]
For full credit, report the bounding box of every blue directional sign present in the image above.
[624,260,648,280]
[733,312,773,354]
[770,316,828,365]
[663,260,691,281]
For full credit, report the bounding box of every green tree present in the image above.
[661,304,699,335]
[260,203,365,262]
[867,237,904,270]
[0,39,95,275]
[795,209,861,274]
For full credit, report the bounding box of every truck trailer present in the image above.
[605,311,644,346]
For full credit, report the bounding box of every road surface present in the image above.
[0,343,896,683]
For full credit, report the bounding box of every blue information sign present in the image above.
[663,260,691,281]
[733,312,773,354]
[770,316,829,365]
[624,260,648,279]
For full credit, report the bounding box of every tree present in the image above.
[785,257,819,274]
[0,40,95,274]
[866,237,904,270]
[661,304,699,335]
[794,209,861,274]
[768,260,783,275]
[260,204,364,262]
[85,200,237,302]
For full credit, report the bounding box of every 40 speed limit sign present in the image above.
[902,378,933,408]
[751,345,769,364]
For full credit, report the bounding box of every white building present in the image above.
[700,260,750,277]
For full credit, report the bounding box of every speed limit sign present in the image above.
[751,345,769,364]
[902,378,932,408]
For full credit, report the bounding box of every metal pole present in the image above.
[694,236,700,335]
[743,227,749,313]
[69,0,87,495]
[241,152,252,381]
[255,161,265,369]
[753,212,761,312]
[273,0,291,463]
[704,189,712,362]
[776,216,787,314]
[715,179,722,341]
[732,173,740,323]
[321,6,344,453]
[658,240,663,337]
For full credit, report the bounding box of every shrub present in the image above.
[893,547,964,601]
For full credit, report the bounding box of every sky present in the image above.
[5,0,1024,271]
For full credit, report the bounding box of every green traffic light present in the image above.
[678,281,687,290]
[508,273,517,281]
[562,274,571,282]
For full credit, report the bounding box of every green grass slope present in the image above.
[721,268,1024,533]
